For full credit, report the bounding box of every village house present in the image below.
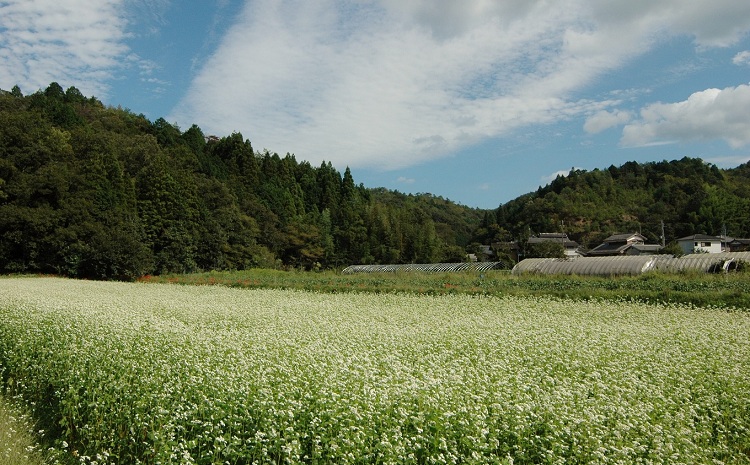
[727,237,750,252]
[677,234,723,254]
[527,233,581,257]
[715,235,750,252]
[587,232,663,256]
[487,228,750,264]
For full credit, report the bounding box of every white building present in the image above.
[676,234,723,254]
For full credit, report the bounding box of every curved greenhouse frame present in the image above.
[342,262,507,274]
[653,252,750,273]
[512,252,750,276]
[511,256,658,276]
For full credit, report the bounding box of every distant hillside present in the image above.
[4,82,748,279]
[0,83,484,279]
[474,157,750,250]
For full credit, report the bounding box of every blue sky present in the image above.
[2,1,750,209]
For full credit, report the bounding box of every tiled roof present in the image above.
[528,237,579,248]
[676,234,723,242]
[587,242,631,255]
[603,233,646,243]
[630,244,664,252]
[537,233,568,239]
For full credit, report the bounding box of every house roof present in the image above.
[587,242,632,255]
[587,232,648,256]
[527,233,579,248]
[602,232,646,243]
[630,244,664,252]
[528,237,579,248]
[676,234,723,242]
[537,233,568,239]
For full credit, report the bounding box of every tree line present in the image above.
[474,157,750,257]
[3,83,750,280]
[0,83,483,280]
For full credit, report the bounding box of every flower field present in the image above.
[1,277,749,464]
[142,268,750,309]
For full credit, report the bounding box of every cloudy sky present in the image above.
[2,0,750,209]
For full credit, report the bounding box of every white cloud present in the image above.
[584,110,633,134]
[396,176,415,184]
[669,1,750,48]
[167,0,750,170]
[541,168,582,185]
[733,51,750,66]
[621,84,750,148]
[0,0,132,97]
[381,0,541,40]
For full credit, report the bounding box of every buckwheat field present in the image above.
[0,277,748,464]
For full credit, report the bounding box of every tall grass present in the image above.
[0,395,45,465]
[142,268,750,308]
[2,277,749,464]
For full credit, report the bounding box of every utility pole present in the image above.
[660,220,665,247]
[560,220,565,252]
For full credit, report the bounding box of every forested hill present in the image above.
[3,83,749,280]
[0,83,485,279]
[474,157,750,251]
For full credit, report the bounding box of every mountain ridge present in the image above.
[2,83,749,279]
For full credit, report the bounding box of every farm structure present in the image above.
[512,252,750,276]
[677,234,723,254]
[512,256,657,276]
[342,262,506,274]
[586,233,664,256]
[728,238,750,251]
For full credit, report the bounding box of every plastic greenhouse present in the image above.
[512,252,750,276]
[511,256,658,276]
[341,262,506,274]
[652,252,750,273]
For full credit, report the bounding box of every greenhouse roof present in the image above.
[511,256,658,276]
[341,262,506,274]
[653,252,750,273]
[512,252,750,276]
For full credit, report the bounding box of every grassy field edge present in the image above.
[140,268,750,309]
[0,394,46,465]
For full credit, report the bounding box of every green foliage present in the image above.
[494,158,750,249]
[526,241,565,258]
[149,268,750,308]
[0,83,484,278]
[660,241,683,256]
[4,82,749,279]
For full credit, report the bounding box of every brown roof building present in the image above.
[587,233,661,256]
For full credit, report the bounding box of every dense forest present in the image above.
[2,83,750,280]
[0,83,484,279]
[474,157,750,254]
